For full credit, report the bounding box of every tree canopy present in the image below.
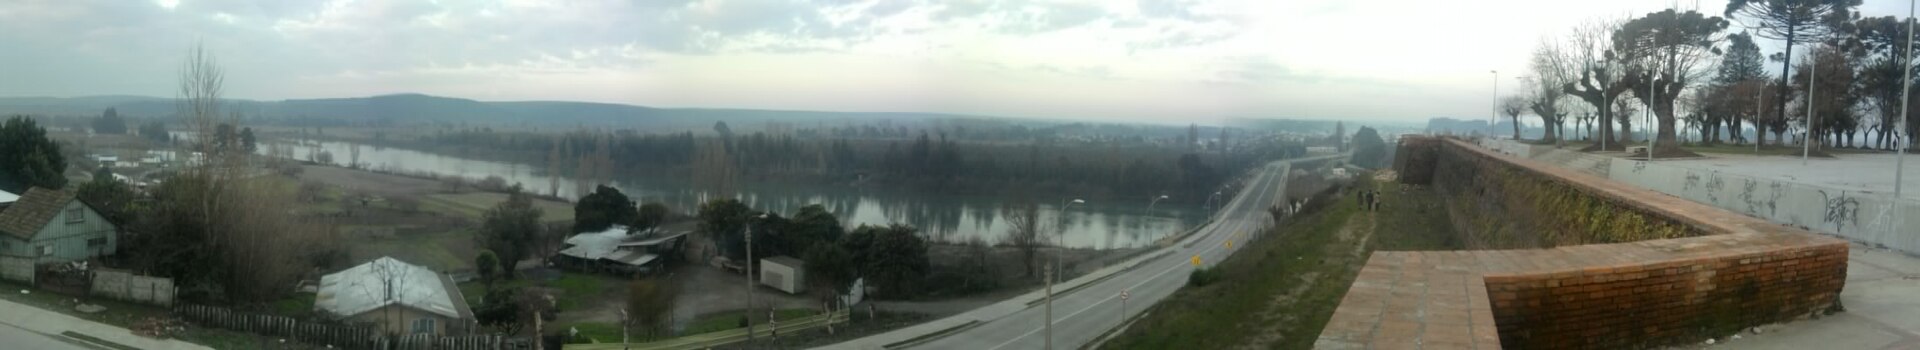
[573,185,638,233]
[0,116,68,193]
[1351,127,1388,169]
[479,190,544,278]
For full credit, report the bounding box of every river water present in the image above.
[264,139,1207,249]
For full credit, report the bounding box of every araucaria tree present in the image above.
[1714,31,1771,145]
[1726,0,1862,144]
[1614,9,1728,157]
[1849,16,1917,149]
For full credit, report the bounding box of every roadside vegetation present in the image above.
[1105,174,1461,349]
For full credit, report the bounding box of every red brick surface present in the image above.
[1318,138,1849,350]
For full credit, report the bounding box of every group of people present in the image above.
[1357,188,1382,211]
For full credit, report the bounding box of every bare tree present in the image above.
[1001,199,1046,278]
[1528,37,1575,143]
[1614,9,1727,157]
[1501,95,1530,139]
[348,142,362,169]
[1562,17,1635,150]
[692,139,737,198]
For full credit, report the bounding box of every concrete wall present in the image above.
[0,256,30,284]
[1604,159,1920,253]
[1480,139,1920,257]
[91,269,175,306]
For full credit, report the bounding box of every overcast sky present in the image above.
[2,0,1917,123]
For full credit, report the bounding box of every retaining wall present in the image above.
[1323,136,1849,350]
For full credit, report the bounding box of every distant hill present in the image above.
[0,93,985,131]
[1426,117,1549,139]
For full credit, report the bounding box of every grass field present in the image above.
[458,273,616,311]
[422,192,575,223]
[682,308,818,335]
[1106,176,1463,349]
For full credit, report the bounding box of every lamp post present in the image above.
[1804,52,1819,166]
[1897,0,1914,198]
[1490,70,1499,139]
[1147,195,1169,213]
[744,212,767,347]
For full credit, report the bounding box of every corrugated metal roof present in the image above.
[0,189,18,203]
[314,257,463,319]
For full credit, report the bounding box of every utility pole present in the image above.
[1044,265,1054,350]
[1647,64,1657,162]
[1898,0,1914,198]
[744,214,759,347]
[1804,55,1818,165]
[1490,70,1499,139]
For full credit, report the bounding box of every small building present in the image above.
[759,256,805,295]
[0,188,119,263]
[314,257,474,336]
[552,225,689,275]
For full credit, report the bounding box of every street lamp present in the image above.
[1206,191,1224,212]
[1490,70,1499,139]
[1147,195,1170,213]
[1897,0,1914,198]
[1045,198,1081,350]
[744,212,768,346]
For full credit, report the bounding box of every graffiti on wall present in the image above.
[1820,190,1861,233]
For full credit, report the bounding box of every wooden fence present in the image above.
[174,304,530,350]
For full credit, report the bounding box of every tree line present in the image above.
[1507,0,1916,155]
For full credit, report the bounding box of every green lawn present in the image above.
[560,321,625,343]
[421,192,575,223]
[1105,188,1365,349]
[682,308,816,335]
[457,273,616,311]
[267,293,316,318]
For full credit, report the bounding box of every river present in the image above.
[260,139,1208,249]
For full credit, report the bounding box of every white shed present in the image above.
[758,256,805,294]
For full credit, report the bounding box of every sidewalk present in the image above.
[0,297,211,350]
[1675,243,1920,349]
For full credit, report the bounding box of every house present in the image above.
[552,225,689,275]
[314,257,474,336]
[759,256,805,295]
[0,188,119,263]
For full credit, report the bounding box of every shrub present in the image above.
[1187,267,1224,287]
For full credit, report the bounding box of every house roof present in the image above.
[558,225,684,266]
[314,257,464,320]
[0,188,76,240]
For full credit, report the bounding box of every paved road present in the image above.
[906,156,1321,349]
[0,322,94,350]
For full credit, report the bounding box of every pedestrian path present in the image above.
[0,298,211,350]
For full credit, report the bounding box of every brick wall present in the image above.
[1484,241,1847,349]
[1324,136,1850,350]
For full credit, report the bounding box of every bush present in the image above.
[1188,267,1224,287]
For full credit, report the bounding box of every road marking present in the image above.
[978,160,1300,350]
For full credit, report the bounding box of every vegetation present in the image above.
[624,279,677,341]
[573,184,637,233]
[478,189,544,279]
[1000,198,1046,277]
[75,168,139,224]
[1107,186,1365,349]
[93,107,127,134]
[1350,127,1388,169]
[0,115,68,192]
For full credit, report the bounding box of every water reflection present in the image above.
[265,139,1204,249]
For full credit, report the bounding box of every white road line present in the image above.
[984,162,1292,350]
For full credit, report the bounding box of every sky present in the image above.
[2,0,1917,124]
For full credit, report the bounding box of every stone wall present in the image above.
[1393,136,1441,184]
[1410,136,1707,249]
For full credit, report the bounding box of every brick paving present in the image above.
[1317,138,1849,350]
